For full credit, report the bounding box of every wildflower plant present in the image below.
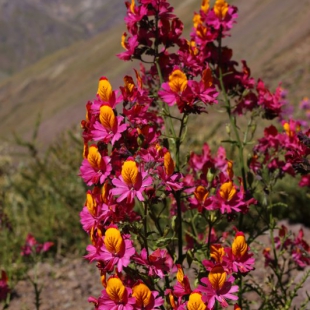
[79,0,310,309]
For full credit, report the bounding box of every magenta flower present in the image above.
[198,265,238,309]
[133,248,175,278]
[223,232,255,274]
[91,105,128,146]
[21,234,53,256]
[97,276,135,310]
[111,159,152,203]
[99,227,135,272]
[79,145,112,186]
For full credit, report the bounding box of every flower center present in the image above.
[124,75,135,94]
[202,68,213,88]
[210,244,225,263]
[129,0,135,14]
[194,186,209,203]
[214,0,229,19]
[164,151,175,176]
[85,192,96,216]
[201,0,210,13]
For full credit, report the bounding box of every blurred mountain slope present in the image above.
[0,0,310,145]
[0,0,126,76]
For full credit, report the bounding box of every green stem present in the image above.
[143,202,149,259]
[175,191,183,264]
[217,34,247,231]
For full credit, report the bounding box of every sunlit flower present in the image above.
[111,159,152,203]
[198,265,238,308]
[132,282,164,310]
[187,292,206,310]
[79,145,112,185]
[99,227,135,272]
[97,276,135,310]
[91,105,128,145]
[224,232,255,273]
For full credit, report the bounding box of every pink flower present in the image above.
[21,234,53,256]
[99,227,135,272]
[79,145,112,186]
[91,105,128,146]
[223,232,255,274]
[172,265,192,297]
[206,181,247,214]
[111,159,152,203]
[132,282,164,310]
[133,248,175,279]
[97,276,135,310]
[198,265,238,309]
[158,151,183,191]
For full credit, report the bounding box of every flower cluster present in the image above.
[264,225,310,268]
[78,0,310,309]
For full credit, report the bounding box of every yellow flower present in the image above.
[104,227,125,255]
[208,265,226,291]
[132,283,152,308]
[121,160,139,186]
[168,69,188,93]
[97,77,113,101]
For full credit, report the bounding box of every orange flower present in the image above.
[104,227,125,255]
[214,0,229,19]
[208,265,226,291]
[121,160,139,186]
[132,283,152,308]
[187,292,206,310]
[232,233,248,258]
[168,69,188,93]
[219,181,236,201]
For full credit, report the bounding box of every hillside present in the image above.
[0,0,310,146]
[0,0,126,77]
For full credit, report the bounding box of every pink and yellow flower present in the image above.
[111,159,152,203]
[97,276,135,310]
[100,227,135,272]
[132,281,164,310]
[224,232,255,273]
[91,105,128,146]
[79,145,112,186]
[198,265,238,308]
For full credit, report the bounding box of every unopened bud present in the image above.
[226,124,231,135]
[137,134,144,146]
[207,168,215,183]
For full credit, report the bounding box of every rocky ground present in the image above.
[7,220,310,310]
